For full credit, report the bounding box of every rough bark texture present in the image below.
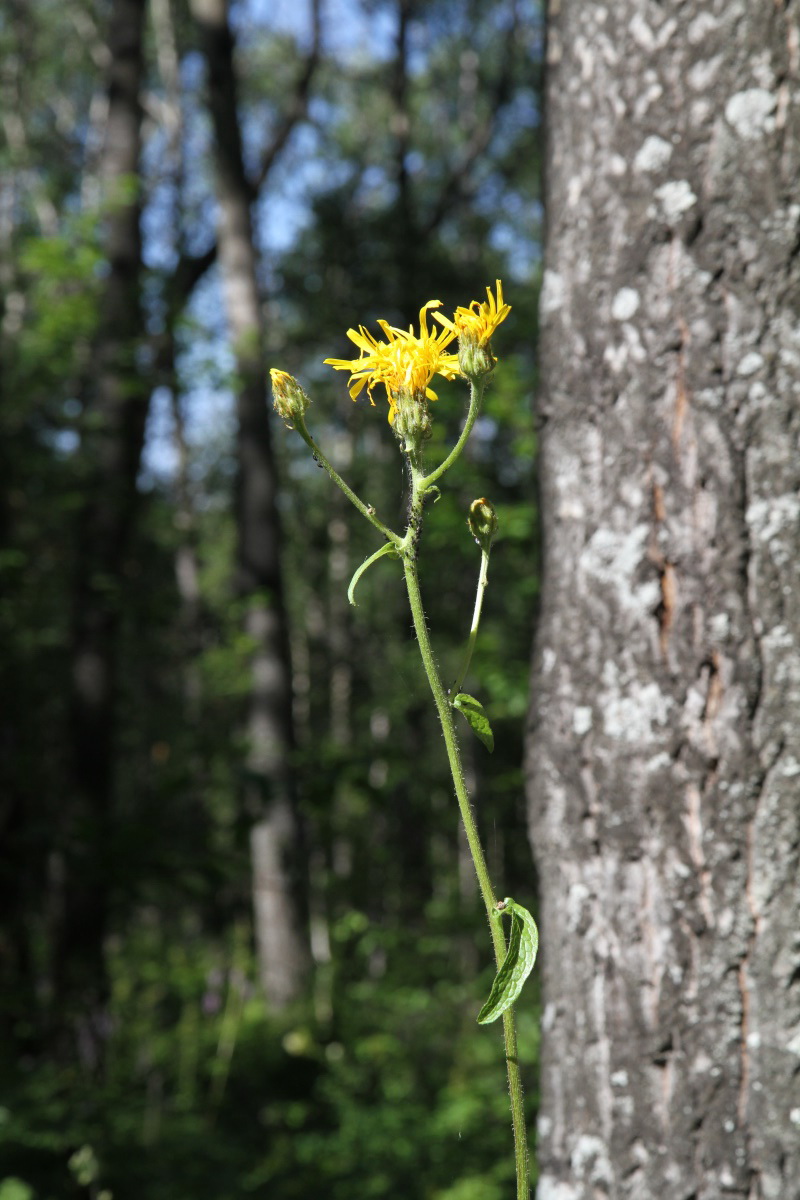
[526,3,800,1198]
[191,0,309,1008]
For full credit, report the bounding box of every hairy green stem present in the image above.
[294,393,528,1196]
[420,377,486,492]
[401,534,529,1200]
[295,413,401,546]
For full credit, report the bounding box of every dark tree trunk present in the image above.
[191,0,309,1008]
[526,3,800,1197]
[62,0,148,1040]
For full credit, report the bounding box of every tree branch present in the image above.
[421,1,520,237]
[251,0,322,193]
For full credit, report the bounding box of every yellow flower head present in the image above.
[324,300,460,423]
[433,279,511,348]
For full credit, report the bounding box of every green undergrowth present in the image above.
[1,902,539,1200]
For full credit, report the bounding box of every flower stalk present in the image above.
[420,377,486,493]
[292,409,401,548]
[401,514,529,1200]
[271,281,531,1199]
[451,552,491,700]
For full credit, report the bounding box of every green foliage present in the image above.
[452,693,495,753]
[347,541,400,607]
[17,221,102,363]
[0,0,542,1196]
[0,902,538,1200]
[477,900,539,1025]
[0,1181,33,1200]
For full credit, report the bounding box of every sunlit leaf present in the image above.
[477,898,538,1024]
[452,693,494,752]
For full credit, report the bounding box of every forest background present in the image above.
[0,1,543,1198]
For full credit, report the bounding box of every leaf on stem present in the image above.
[452,693,494,752]
[347,541,399,607]
[477,898,539,1025]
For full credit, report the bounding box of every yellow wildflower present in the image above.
[324,300,460,423]
[433,279,511,348]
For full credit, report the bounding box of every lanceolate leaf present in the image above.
[452,692,494,752]
[347,541,398,606]
[477,898,539,1025]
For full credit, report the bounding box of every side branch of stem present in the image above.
[420,377,486,492]
[450,546,490,697]
[295,414,401,546]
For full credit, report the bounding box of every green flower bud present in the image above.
[458,337,496,380]
[270,368,310,425]
[468,497,498,550]
[391,386,432,458]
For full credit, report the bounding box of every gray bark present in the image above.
[526,3,800,1198]
[191,0,309,1008]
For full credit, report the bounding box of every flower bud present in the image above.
[458,337,496,380]
[391,386,432,457]
[270,368,310,425]
[468,497,498,550]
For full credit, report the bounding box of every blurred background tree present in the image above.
[0,1,542,1197]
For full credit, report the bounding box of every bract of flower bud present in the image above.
[391,387,432,458]
[270,368,310,425]
[468,497,498,550]
[458,338,496,380]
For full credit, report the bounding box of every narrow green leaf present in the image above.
[452,692,494,752]
[347,542,398,607]
[477,898,539,1025]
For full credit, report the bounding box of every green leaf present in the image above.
[0,1181,35,1200]
[452,693,494,752]
[477,898,538,1025]
[347,542,398,607]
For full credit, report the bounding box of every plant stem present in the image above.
[295,413,401,546]
[450,545,491,698]
[294,389,528,1193]
[401,544,529,1200]
[420,377,486,492]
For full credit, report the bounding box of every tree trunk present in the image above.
[526,3,800,1198]
[62,0,148,1038]
[191,0,309,1008]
